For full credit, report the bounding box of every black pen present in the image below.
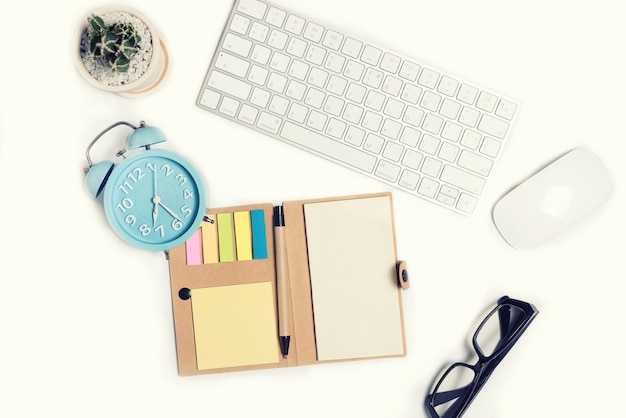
[273,205,291,358]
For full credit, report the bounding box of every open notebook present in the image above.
[167,192,408,376]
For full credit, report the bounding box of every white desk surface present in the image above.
[1,0,624,416]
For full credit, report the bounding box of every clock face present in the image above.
[103,149,205,251]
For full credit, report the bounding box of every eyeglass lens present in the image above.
[475,303,527,357]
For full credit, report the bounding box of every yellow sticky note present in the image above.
[191,283,279,370]
[201,216,219,264]
[234,211,253,261]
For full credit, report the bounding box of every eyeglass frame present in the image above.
[425,295,539,418]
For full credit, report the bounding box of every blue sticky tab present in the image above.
[250,209,268,259]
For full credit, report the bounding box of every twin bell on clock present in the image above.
[83,121,206,251]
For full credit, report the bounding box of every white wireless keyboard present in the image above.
[197,0,518,214]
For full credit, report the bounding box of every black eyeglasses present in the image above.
[425,296,538,418]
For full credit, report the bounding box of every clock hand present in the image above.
[150,164,159,226]
[152,197,160,227]
[159,201,184,222]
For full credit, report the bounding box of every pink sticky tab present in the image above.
[185,229,203,265]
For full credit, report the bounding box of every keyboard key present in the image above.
[375,160,401,182]
[361,45,382,65]
[257,112,282,134]
[477,114,509,139]
[459,106,480,127]
[382,76,403,96]
[344,60,365,81]
[380,53,401,73]
[456,193,478,214]
[421,157,442,177]
[457,149,493,176]
[268,29,289,50]
[382,141,404,161]
[476,91,498,112]
[281,122,377,172]
[285,15,306,35]
[238,104,259,124]
[364,134,385,154]
[402,149,423,170]
[399,60,420,81]
[267,72,288,93]
[362,111,383,131]
[249,22,270,42]
[422,114,444,135]
[250,87,270,108]
[418,134,440,155]
[403,106,425,127]
[342,38,363,58]
[288,60,309,80]
[480,137,501,158]
[248,65,269,85]
[457,83,478,104]
[324,52,346,73]
[326,118,347,139]
[303,22,324,43]
[237,0,267,19]
[286,38,308,58]
[305,88,326,108]
[420,91,442,112]
[460,129,482,150]
[417,177,439,198]
[365,90,385,111]
[207,70,251,100]
[323,30,344,50]
[269,51,290,72]
[287,102,308,123]
[363,68,384,89]
[215,52,249,78]
[345,126,366,146]
[200,89,220,109]
[307,110,328,131]
[437,76,459,96]
[399,170,420,190]
[401,84,423,104]
[308,67,328,88]
[439,99,461,120]
[230,14,251,35]
[345,83,367,103]
[324,95,345,116]
[495,99,517,120]
[440,165,485,195]
[306,45,326,65]
[251,44,272,65]
[269,95,290,116]
[266,7,286,27]
[343,103,364,124]
[418,68,440,89]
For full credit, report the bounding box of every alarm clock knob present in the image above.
[84,160,115,198]
[126,125,167,150]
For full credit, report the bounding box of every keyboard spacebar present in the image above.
[280,122,377,173]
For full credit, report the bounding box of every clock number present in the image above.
[139,224,151,236]
[175,173,187,186]
[146,162,156,171]
[125,215,137,226]
[161,164,173,177]
[116,197,134,213]
[128,168,145,182]
[183,189,194,200]
[181,204,192,218]
[155,225,165,238]
[118,180,133,195]
[172,219,183,231]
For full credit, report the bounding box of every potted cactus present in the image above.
[74,6,168,97]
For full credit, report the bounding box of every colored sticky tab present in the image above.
[250,209,268,259]
[216,213,235,262]
[234,211,253,261]
[201,216,219,264]
[191,283,279,370]
[185,229,202,265]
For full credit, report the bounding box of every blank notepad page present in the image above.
[303,196,404,361]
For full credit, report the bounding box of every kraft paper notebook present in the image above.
[167,192,409,376]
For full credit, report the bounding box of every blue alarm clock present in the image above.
[84,121,206,251]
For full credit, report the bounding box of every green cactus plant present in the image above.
[86,14,141,73]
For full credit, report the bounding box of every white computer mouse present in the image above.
[493,148,613,249]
